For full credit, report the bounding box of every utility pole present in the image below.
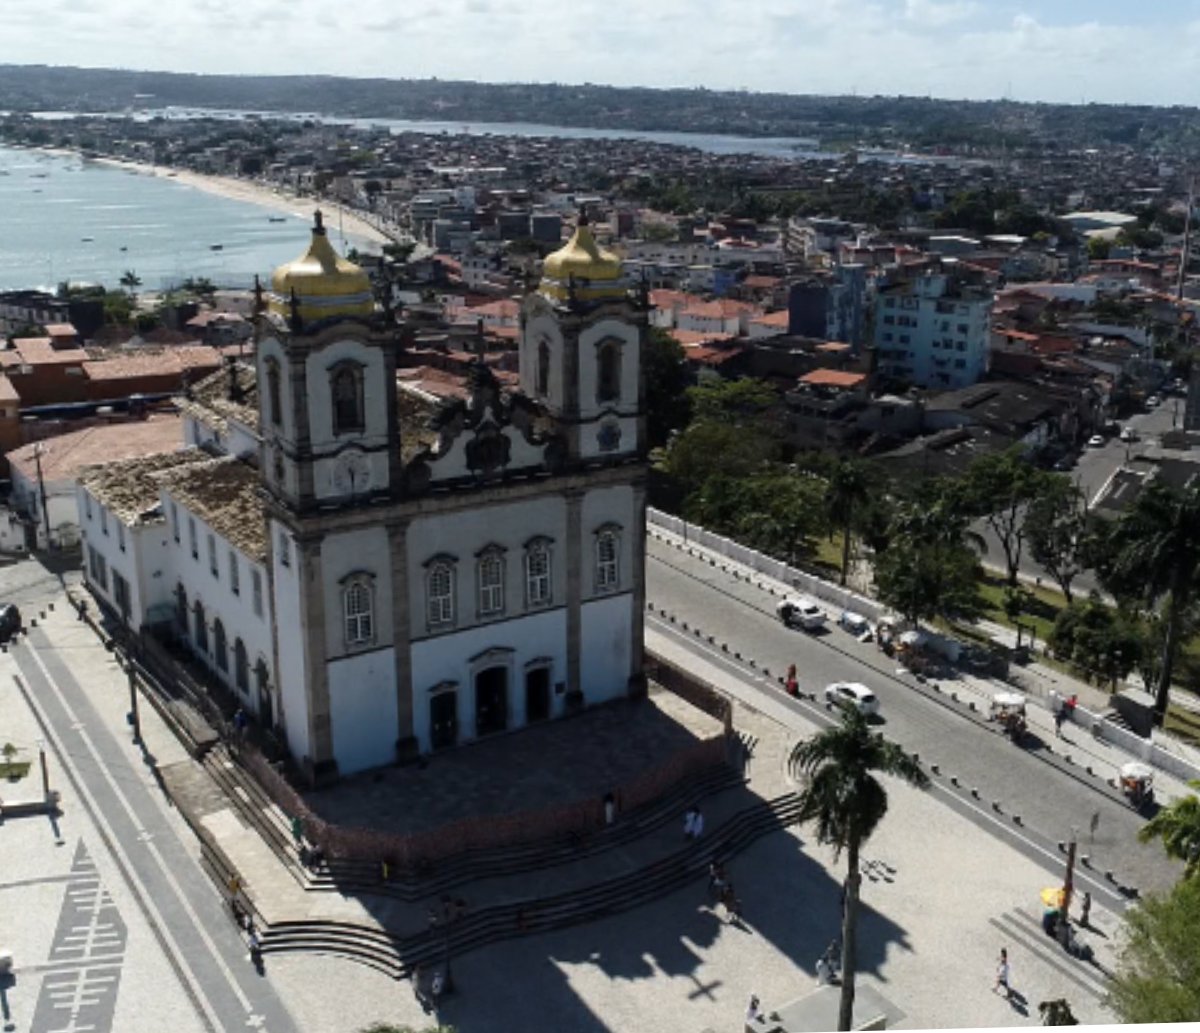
[1177,174,1195,302]
[126,657,141,745]
[33,442,51,549]
[1063,830,1078,914]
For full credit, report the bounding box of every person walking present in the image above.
[993,948,1011,999]
[691,807,704,839]
[1079,891,1092,928]
[683,805,697,839]
[746,994,763,1023]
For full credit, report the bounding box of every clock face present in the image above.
[333,450,371,494]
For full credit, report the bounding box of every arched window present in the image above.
[265,357,282,428]
[331,363,364,435]
[595,526,620,592]
[214,618,228,671]
[477,547,505,617]
[427,560,456,628]
[193,600,208,653]
[537,340,551,397]
[343,578,374,646]
[597,341,620,403]
[234,638,249,693]
[524,538,552,608]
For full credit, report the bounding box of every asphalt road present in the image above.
[976,399,1183,594]
[645,535,1182,898]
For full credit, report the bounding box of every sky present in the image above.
[8,0,1200,107]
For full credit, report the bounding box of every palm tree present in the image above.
[791,706,930,1031]
[1103,481,1200,726]
[825,459,870,586]
[119,269,142,307]
[1137,781,1200,878]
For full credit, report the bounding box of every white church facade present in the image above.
[77,212,649,783]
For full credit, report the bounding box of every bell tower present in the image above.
[519,211,646,461]
[255,212,396,511]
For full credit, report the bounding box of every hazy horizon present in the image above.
[6,1,1200,109]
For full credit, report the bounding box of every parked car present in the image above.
[0,603,22,644]
[837,611,872,638]
[1146,395,1160,408]
[1087,434,1105,448]
[824,681,880,716]
[777,596,827,631]
[1053,455,1075,472]
[1119,426,1138,443]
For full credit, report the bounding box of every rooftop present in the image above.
[78,447,203,526]
[152,455,268,560]
[176,361,259,435]
[9,414,185,487]
[799,369,866,389]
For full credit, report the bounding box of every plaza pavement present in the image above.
[0,559,1146,1032]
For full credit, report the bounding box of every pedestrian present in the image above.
[290,814,304,847]
[815,954,832,985]
[786,663,799,697]
[1079,891,1092,928]
[746,993,763,1023]
[603,791,616,826]
[720,882,741,923]
[993,948,1011,999]
[1054,707,1066,738]
[228,874,242,900]
[233,707,247,739]
[683,804,699,839]
[691,807,704,839]
[1090,810,1100,843]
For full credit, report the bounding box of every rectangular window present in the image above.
[89,546,108,591]
[278,530,290,568]
[117,523,126,553]
[85,493,92,520]
[526,545,551,607]
[596,533,619,591]
[478,554,504,617]
[955,359,966,368]
[957,323,969,334]
[252,569,264,618]
[208,534,218,577]
[101,509,109,536]
[428,563,455,626]
[171,502,179,543]
[189,517,198,560]
[112,570,130,619]
[229,551,240,595]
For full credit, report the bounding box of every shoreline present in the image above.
[92,156,394,247]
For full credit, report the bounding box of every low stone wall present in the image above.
[646,653,733,734]
[244,734,726,867]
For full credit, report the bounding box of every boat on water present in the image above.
[268,216,286,223]
[81,236,94,242]
[210,244,223,251]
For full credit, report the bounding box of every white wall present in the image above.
[580,593,633,703]
[328,646,399,774]
[271,518,310,763]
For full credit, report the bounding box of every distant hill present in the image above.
[2,64,1199,153]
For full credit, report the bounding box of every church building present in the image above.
[77,212,649,783]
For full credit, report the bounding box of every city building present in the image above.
[77,212,648,784]
[874,273,993,389]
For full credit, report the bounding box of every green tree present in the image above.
[1047,598,1142,687]
[734,472,827,565]
[824,459,871,587]
[1087,236,1112,261]
[791,706,929,1032]
[1107,875,1200,1023]
[961,449,1048,586]
[686,376,779,430]
[662,420,777,505]
[1137,781,1200,878]
[875,488,984,626]
[643,327,691,449]
[1024,478,1091,603]
[1100,480,1200,725]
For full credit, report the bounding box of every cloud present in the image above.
[904,0,978,27]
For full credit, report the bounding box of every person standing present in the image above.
[746,994,763,1024]
[993,948,1011,999]
[1079,891,1092,928]
[683,805,697,839]
[691,807,704,839]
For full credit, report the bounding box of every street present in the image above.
[976,399,1183,593]
[645,533,1182,897]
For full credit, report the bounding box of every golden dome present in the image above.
[269,211,375,325]
[540,212,626,304]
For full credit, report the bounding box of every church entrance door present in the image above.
[430,692,457,750]
[525,667,551,724]
[474,667,508,737]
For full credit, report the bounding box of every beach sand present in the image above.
[89,156,396,248]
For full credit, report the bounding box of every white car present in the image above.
[837,611,873,638]
[1087,434,1105,448]
[1119,426,1138,443]
[777,596,827,631]
[824,682,880,716]
[1146,395,1160,408]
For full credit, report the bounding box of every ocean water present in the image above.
[0,145,371,292]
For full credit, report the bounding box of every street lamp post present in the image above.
[126,658,141,745]
[33,442,51,549]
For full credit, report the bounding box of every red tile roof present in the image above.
[799,369,866,389]
[8,414,184,484]
[750,310,790,328]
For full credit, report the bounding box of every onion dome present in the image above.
[539,210,626,305]
[269,211,374,325]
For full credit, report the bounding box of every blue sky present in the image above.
[7,0,1200,107]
